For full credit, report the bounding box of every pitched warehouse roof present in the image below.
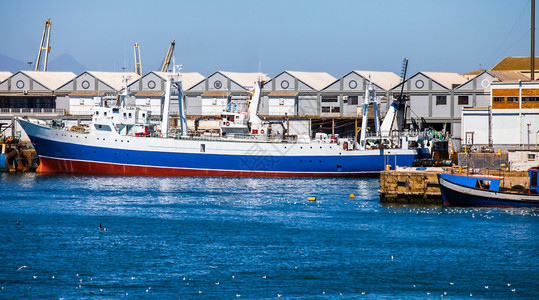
[354,70,402,91]
[86,71,140,90]
[492,56,539,71]
[420,72,468,89]
[0,71,12,83]
[285,71,336,90]
[20,71,76,90]
[219,71,270,89]
[151,71,205,90]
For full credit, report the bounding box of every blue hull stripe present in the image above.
[31,136,419,173]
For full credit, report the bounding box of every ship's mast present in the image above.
[174,62,187,137]
[162,79,172,138]
[358,78,379,150]
[248,80,264,128]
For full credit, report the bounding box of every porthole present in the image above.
[214,80,222,89]
[147,80,156,89]
[280,80,290,89]
[81,80,90,89]
[415,79,424,89]
[16,80,25,89]
[348,80,357,89]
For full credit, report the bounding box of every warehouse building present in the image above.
[461,80,539,149]
[0,71,76,137]
[128,71,204,116]
[259,70,336,117]
[0,70,75,112]
[55,71,140,115]
[321,70,402,118]
[390,71,471,137]
[185,71,269,116]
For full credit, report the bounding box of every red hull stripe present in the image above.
[37,156,377,177]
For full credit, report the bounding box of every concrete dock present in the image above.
[379,167,529,204]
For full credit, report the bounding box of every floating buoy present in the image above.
[308,196,316,202]
[349,193,355,199]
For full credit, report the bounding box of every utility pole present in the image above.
[532,0,535,81]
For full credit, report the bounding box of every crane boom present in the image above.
[160,40,175,72]
[134,43,142,75]
[35,19,52,71]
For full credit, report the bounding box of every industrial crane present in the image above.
[134,43,142,75]
[160,40,175,72]
[396,58,410,131]
[35,19,52,71]
[380,58,410,136]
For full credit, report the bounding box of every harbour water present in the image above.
[0,174,538,299]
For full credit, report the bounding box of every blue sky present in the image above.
[0,0,534,77]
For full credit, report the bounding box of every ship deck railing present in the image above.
[170,134,295,143]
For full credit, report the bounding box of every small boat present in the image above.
[437,168,539,207]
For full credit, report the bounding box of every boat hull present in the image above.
[438,174,539,207]
[19,118,427,177]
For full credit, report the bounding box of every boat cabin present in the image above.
[220,112,248,135]
[91,106,152,136]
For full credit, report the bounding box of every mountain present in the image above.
[48,53,87,74]
[0,53,30,72]
[0,52,87,74]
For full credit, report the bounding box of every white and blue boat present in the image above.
[16,75,431,177]
[438,168,539,207]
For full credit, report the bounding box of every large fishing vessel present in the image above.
[16,71,432,177]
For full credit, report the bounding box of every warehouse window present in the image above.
[331,107,340,113]
[458,96,469,105]
[436,95,447,105]
[347,96,359,105]
[322,106,331,112]
[322,96,338,102]
[493,97,504,102]
[507,97,518,102]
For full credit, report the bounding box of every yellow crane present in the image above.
[35,19,52,71]
[134,43,142,75]
[160,40,175,72]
